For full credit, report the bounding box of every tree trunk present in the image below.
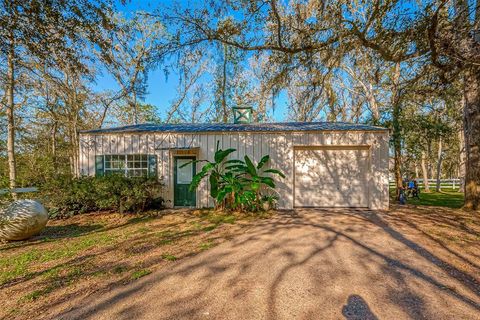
[414,160,419,179]
[6,27,17,199]
[132,91,138,125]
[367,83,380,124]
[71,100,80,177]
[51,121,58,172]
[427,141,434,181]
[435,137,443,192]
[391,63,403,199]
[458,127,466,192]
[463,68,480,210]
[421,151,430,193]
[221,45,228,123]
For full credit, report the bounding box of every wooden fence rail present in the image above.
[389,179,461,189]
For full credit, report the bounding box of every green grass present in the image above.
[390,187,464,209]
[0,232,115,286]
[161,253,177,261]
[206,213,236,225]
[202,224,218,232]
[22,288,52,301]
[131,269,151,280]
[199,240,216,251]
[20,266,85,302]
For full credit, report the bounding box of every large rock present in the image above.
[0,200,48,241]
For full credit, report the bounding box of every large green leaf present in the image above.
[214,148,237,163]
[189,162,215,191]
[189,171,207,191]
[264,169,286,178]
[216,189,228,203]
[244,155,257,176]
[225,159,245,165]
[257,155,270,169]
[201,162,215,172]
[225,164,248,172]
[209,174,219,198]
[260,176,275,188]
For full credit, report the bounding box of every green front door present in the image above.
[174,156,196,207]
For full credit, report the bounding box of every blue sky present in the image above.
[97,0,289,122]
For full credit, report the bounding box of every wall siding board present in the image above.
[261,134,269,161]
[139,135,145,153]
[230,133,239,159]
[206,134,216,207]
[94,135,101,156]
[198,134,209,208]
[252,134,260,162]
[124,135,132,154]
[116,135,123,154]
[112,136,118,154]
[86,135,95,176]
[133,135,140,153]
[102,135,109,154]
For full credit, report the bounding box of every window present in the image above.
[95,154,157,178]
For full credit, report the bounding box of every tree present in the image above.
[341,0,480,208]
[100,12,166,125]
[164,49,211,123]
[0,0,114,192]
[114,102,162,125]
[212,44,247,122]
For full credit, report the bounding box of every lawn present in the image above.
[390,187,465,209]
[0,209,262,320]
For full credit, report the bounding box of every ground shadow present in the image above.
[342,294,378,320]
[361,210,480,299]
[40,224,104,239]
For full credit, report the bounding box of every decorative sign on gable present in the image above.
[233,107,253,124]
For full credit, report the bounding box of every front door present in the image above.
[174,156,196,207]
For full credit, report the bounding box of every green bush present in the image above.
[41,175,165,218]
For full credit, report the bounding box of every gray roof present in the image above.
[81,122,388,134]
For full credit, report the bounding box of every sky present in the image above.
[96,0,290,123]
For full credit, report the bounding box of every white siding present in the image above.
[79,130,389,210]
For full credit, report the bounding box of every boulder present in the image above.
[0,200,48,241]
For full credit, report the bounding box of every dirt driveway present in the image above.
[53,208,480,320]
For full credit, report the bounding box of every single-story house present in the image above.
[79,114,389,210]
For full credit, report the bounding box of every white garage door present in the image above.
[294,147,369,207]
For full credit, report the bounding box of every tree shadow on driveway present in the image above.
[53,208,480,320]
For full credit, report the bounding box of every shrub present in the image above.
[41,175,165,218]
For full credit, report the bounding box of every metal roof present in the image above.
[81,122,388,134]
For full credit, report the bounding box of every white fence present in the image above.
[389,179,461,190]
[0,187,39,195]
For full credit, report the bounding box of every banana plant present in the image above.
[184,141,243,208]
[184,141,285,211]
[226,154,285,208]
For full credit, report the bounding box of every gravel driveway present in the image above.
[54,209,480,320]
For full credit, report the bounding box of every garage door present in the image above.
[294,147,369,207]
